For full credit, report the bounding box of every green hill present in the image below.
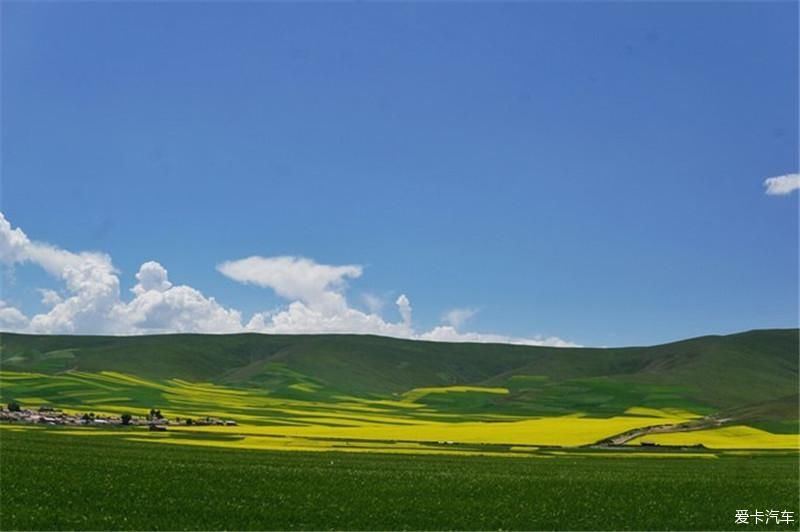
[1,329,797,428]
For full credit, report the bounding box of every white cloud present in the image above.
[396,294,412,326]
[0,212,114,280]
[361,292,384,314]
[124,262,242,334]
[0,212,577,346]
[0,301,28,330]
[218,256,361,314]
[30,252,123,333]
[2,215,124,334]
[442,307,478,329]
[421,326,580,347]
[132,261,172,295]
[0,213,242,335]
[38,289,63,307]
[226,256,413,337]
[248,300,413,337]
[0,214,32,266]
[764,173,800,196]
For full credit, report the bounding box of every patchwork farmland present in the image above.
[1,329,798,529]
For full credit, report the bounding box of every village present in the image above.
[0,400,238,430]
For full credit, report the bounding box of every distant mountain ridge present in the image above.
[1,329,797,428]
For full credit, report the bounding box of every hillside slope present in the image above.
[1,329,797,423]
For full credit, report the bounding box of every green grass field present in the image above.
[1,329,798,530]
[1,428,798,531]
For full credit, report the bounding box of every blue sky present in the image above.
[1,2,797,347]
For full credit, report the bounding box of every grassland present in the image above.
[2,428,798,531]
[2,329,797,419]
[1,329,798,452]
[0,330,798,530]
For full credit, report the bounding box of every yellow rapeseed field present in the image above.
[170,412,694,446]
[628,426,800,449]
[4,370,797,454]
[402,385,509,403]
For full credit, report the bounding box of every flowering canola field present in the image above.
[2,369,798,453]
[628,426,800,449]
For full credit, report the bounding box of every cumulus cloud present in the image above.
[396,294,412,326]
[38,289,63,307]
[124,262,242,334]
[764,173,800,196]
[218,256,361,314]
[246,300,413,337]
[132,261,172,295]
[0,215,32,266]
[224,256,413,337]
[0,212,123,334]
[0,212,241,334]
[0,301,28,330]
[28,253,120,333]
[442,307,478,329]
[0,212,577,346]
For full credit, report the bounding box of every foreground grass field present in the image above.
[1,428,797,531]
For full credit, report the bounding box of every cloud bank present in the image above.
[764,174,800,196]
[0,213,577,346]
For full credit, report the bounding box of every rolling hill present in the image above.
[1,329,797,431]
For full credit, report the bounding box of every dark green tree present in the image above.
[7,400,21,412]
[121,413,132,425]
